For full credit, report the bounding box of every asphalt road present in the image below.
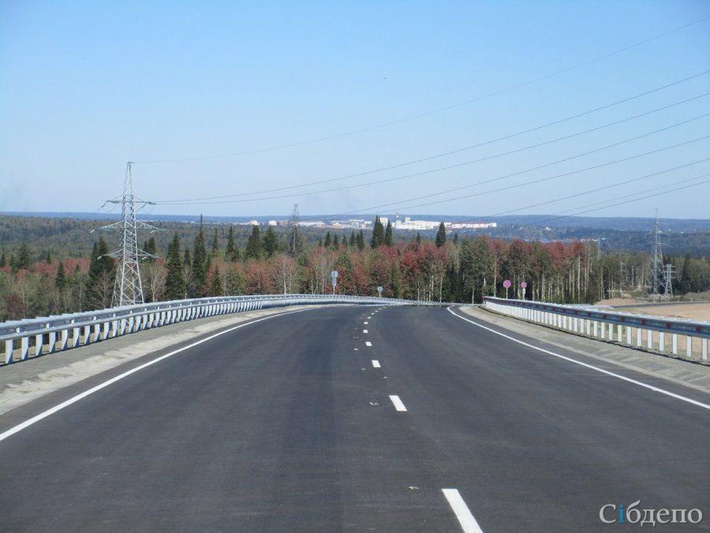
[1,306,709,532]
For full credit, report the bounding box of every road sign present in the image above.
[331,270,338,294]
[520,281,527,289]
[503,279,511,299]
[377,286,383,297]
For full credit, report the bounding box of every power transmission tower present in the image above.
[96,162,159,307]
[649,211,672,301]
[288,203,303,256]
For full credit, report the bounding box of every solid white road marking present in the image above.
[447,307,710,412]
[442,489,484,533]
[372,360,381,368]
[389,395,407,412]
[366,341,372,347]
[0,309,313,444]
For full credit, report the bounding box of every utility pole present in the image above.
[96,162,159,307]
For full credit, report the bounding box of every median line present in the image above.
[389,395,407,412]
[365,341,372,347]
[442,488,484,533]
[372,360,381,368]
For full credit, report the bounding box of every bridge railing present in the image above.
[1,294,439,365]
[482,297,710,362]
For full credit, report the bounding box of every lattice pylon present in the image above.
[99,162,158,307]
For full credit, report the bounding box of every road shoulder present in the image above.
[457,305,710,394]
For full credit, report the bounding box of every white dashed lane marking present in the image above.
[389,395,407,412]
[442,489,484,533]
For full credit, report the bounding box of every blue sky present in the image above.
[1,1,709,220]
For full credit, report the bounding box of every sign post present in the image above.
[330,270,338,295]
[503,279,511,299]
[377,286,383,297]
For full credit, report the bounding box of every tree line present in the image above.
[1,219,709,321]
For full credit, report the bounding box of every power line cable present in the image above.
[484,163,710,219]
[137,16,710,165]
[534,177,710,223]
[153,72,710,203]
[155,112,710,207]
[326,121,710,215]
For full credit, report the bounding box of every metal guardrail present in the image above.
[1,294,440,365]
[482,297,710,362]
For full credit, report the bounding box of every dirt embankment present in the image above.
[596,299,710,323]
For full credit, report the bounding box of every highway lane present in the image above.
[1,305,709,532]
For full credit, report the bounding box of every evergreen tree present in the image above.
[211,228,220,257]
[165,232,186,300]
[226,226,239,262]
[245,225,263,260]
[453,232,459,245]
[226,267,245,295]
[317,237,323,248]
[349,231,356,248]
[324,232,332,249]
[183,248,192,269]
[678,254,692,294]
[209,266,222,296]
[384,221,393,246]
[86,237,115,309]
[332,234,339,250]
[55,261,67,290]
[263,226,279,258]
[14,242,32,271]
[0,252,6,268]
[435,222,447,247]
[415,232,422,245]
[371,216,385,248]
[45,249,52,263]
[144,237,157,256]
[190,219,209,297]
[143,236,157,263]
[356,230,365,251]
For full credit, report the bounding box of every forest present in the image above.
[1,214,709,322]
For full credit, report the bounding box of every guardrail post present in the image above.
[659,332,666,353]
[686,336,692,359]
[703,339,708,361]
[671,334,678,355]
[20,337,29,360]
[60,329,69,350]
[5,339,13,364]
[48,331,57,353]
[35,334,44,356]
